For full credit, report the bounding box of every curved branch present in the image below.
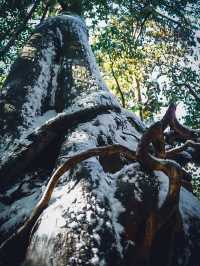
[185,84,200,103]
[136,120,186,263]
[162,103,200,140]
[174,83,200,103]
[136,111,194,253]
[137,121,190,184]
[0,144,136,265]
[153,9,193,32]
[166,140,200,159]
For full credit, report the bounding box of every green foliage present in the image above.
[0,0,42,78]
[91,0,200,123]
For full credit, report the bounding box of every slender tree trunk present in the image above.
[135,78,143,121]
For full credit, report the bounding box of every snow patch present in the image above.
[154,171,169,208]
[50,64,60,106]
[21,44,56,129]
[180,187,200,235]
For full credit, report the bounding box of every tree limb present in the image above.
[161,103,200,140]
[166,140,200,159]
[0,105,120,189]
[173,82,200,103]
[153,9,193,32]
[134,11,152,45]
[136,120,185,264]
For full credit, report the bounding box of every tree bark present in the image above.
[0,13,200,266]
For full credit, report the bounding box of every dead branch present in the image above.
[0,144,136,265]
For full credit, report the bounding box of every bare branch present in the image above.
[136,119,187,263]
[174,82,200,103]
[153,9,193,32]
[135,78,144,121]
[186,84,200,103]
[134,11,152,44]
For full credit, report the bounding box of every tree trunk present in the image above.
[0,14,200,266]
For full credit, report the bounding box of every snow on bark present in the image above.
[0,13,120,161]
[23,109,142,265]
[154,171,169,208]
[1,13,200,266]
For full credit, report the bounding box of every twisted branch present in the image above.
[135,103,198,265]
[162,103,200,140]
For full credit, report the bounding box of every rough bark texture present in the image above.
[0,13,200,266]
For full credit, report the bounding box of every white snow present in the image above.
[180,187,200,235]
[21,44,56,129]
[0,188,41,235]
[154,171,169,208]
[0,110,57,166]
[64,90,120,115]
[1,13,180,266]
[33,180,87,239]
[50,64,60,106]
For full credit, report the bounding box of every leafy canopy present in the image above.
[0,0,200,126]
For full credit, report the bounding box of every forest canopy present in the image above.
[1,0,200,125]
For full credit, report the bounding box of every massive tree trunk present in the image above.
[0,14,200,266]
